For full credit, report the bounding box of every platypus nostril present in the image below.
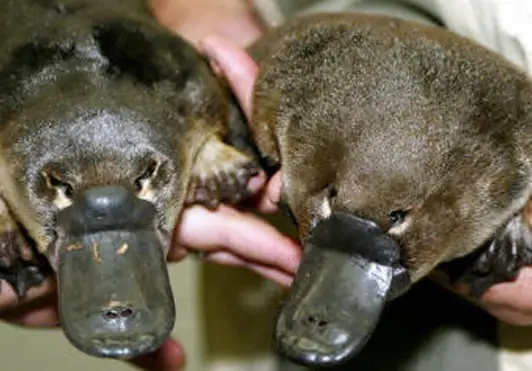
[101,308,119,320]
[101,305,136,321]
[304,314,329,329]
[120,307,134,318]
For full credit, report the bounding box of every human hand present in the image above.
[199,33,532,327]
[430,267,532,326]
[150,0,265,48]
[148,0,301,287]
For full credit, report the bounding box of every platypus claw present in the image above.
[440,211,532,298]
[0,231,51,299]
[186,137,260,209]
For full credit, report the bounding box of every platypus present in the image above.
[243,13,532,368]
[0,0,260,360]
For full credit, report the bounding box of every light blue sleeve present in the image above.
[404,0,532,73]
[252,0,532,73]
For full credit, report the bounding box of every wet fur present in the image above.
[0,0,259,297]
[247,13,532,294]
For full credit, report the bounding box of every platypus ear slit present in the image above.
[327,185,338,199]
[185,136,261,209]
[440,209,532,298]
[388,210,409,225]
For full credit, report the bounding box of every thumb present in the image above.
[129,338,186,371]
[200,35,259,121]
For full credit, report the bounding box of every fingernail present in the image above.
[268,172,283,204]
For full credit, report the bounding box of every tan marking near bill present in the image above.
[318,197,332,218]
[92,241,101,263]
[108,300,126,308]
[52,188,73,209]
[66,242,83,251]
[388,218,412,237]
[117,243,129,255]
[137,180,156,202]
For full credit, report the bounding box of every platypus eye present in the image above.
[42,171,74,199]
[134,158,160,193]
[388,210,408,225]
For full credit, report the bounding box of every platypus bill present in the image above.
[243,13,532,367]
[0,0,259,359]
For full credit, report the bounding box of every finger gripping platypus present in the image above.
[0,0,259,360]
[246,13,532,368]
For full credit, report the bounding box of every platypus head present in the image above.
[0,16,227,358]
[274,80,532,367]
[5,106,182,360]
[241,11,532,368]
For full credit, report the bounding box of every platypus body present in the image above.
[246,13,532,368]
[0,0,258,360]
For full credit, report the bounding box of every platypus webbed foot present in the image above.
[186,137,260,208]
[0,199,51,298]
[0,248,50,299]
[440,209,532,298]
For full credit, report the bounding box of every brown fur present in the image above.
[247,13,532,283]
[0,0,259,296]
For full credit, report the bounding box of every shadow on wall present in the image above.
[200,263,284,370]
[200,212,298,371]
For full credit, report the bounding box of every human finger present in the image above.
[200,35,259,120]
[254,171,283,214]
[202,250,294,287]
[175,205,301,274]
